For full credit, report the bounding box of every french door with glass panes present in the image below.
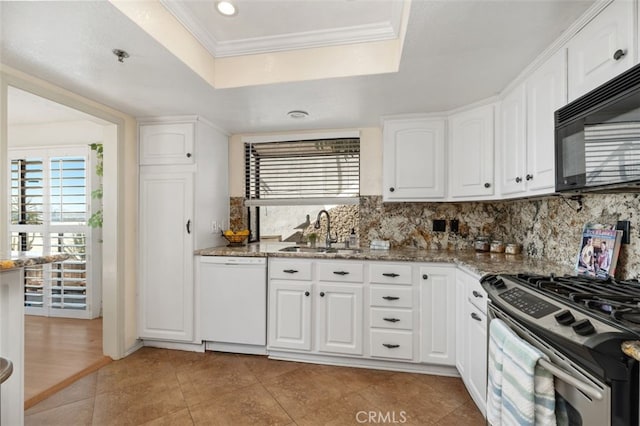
[9,146,101,319]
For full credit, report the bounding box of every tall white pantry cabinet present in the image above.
[138,117,228,343]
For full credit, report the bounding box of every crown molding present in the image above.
[160,0,404,58]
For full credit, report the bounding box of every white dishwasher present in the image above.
[198,256,267,354]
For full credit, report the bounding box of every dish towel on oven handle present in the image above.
[487,318,557,426]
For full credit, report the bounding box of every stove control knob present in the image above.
[492,278,507,289]
[554,310,575,326]
[572,319,596,336]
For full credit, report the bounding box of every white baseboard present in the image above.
[267,350,459,377]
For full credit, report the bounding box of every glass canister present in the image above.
[474,237,490,252]
[490,240,505,253]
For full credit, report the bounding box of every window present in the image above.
[244,135,360,242]
[9,147,99,319]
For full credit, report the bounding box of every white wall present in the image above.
[9,120,105,147]
[228,126,383,197]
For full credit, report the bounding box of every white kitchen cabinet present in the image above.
[140,122,195,165]
[316,283,364,355]
[499,84,527,196]
[448,104,495,198]
[138,117,228,343]
[368,261,418,362]
[420,266,456,366]
[139,169,195,341]
[499,50,566,198]
[525,49,566,194]
[454,274,466,377]
[382,118,446,201]
[567,0,635,102]
[456,269,487,418]
[268,280,313,351]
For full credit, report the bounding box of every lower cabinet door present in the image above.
[317,284,364,355]
[370,330,414,360]
[268,280,312,351]
[466,304,487,417]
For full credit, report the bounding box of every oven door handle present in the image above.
[537,358,604,401]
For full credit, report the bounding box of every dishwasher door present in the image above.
[199,257,267,351]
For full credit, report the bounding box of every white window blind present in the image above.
[245,138,360,206]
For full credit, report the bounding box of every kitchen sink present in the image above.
[279,246,362,255]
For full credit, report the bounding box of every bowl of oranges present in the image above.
[222,229,250,246]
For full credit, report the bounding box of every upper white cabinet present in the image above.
[138,117,229,343]
[567,0,635,102]
[525,49,567,193]
[448,104,495,198]
[499,84,527,196]
[499,49,566,198]
[140,122,195,165]
[382,118,446,201]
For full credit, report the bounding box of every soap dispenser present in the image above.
[349,228,358,248]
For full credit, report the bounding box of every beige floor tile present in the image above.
[25,372,98,415]
[140,408,195,426]
[189,383,293,426]
[262,365,353,420]
[434,400,485,426]
[177,353,260,407]
[92,375,187,426]
[240,354,305,383]
[24,397,95,426]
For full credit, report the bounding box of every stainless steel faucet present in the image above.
[315,210,337,248]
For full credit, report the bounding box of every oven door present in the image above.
[488,303,611,426]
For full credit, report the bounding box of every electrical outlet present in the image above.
[433,219,446,232]
[450,219,459,234]
[616,220,631,245]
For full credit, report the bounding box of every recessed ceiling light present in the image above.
[216,1,237,16]
[287,110,309,119]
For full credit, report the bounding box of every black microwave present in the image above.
[555,63,640,192]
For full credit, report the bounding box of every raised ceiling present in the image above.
[161,0,405,57]
[0,0,595,134]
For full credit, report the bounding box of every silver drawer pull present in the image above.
[382,296,400,301]
[383,343,400,349]
[382,273,399,277]
[333,271,349,275]
[283,269,298,274]
[383,317,400,323]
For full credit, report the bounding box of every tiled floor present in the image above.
[25,347,484,426]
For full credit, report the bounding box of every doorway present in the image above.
[7,86,113,406]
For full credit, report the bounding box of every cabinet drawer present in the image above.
[269,260,312,281]
[370,286,413,308]
[467,278,487,314]
[317,262,364,282]
[370,330,413,360]
[370,263,413,285]
[370,308,413,330]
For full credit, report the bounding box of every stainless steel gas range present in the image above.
[481,273,640,426]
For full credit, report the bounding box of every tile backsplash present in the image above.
[230,193,639,279]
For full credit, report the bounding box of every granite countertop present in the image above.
[195,242,576,277]
[197,242,640,361]
[0,252,70,271]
